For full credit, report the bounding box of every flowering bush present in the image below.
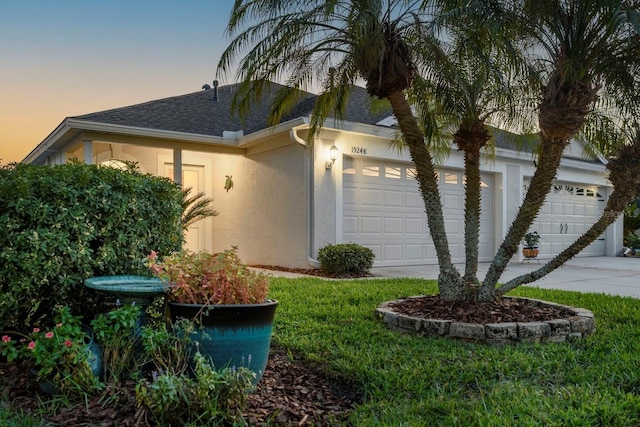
[0,306,101,396]
[145,247,270,305]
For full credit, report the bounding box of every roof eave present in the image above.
[22,119,243,165]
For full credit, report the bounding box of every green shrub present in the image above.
[0,161,183,330]
[90,303,141,384]
[135,352,254,426]
[317,243,375,276]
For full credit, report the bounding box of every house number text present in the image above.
[351,146,367,155]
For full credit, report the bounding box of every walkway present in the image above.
[370,256,640,298]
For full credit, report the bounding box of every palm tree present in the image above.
[219,0,471,300]
[219,0,640,302]
[411,8,536,287]
[479,0,640,299]
[181,187,218,231]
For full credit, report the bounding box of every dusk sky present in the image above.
[1,0,239,163]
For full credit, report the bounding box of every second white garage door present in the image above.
[343,157,494,266]
[526,181,606,258]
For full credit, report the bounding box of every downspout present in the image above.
[289,127,321,268]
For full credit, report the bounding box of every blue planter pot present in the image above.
[168,300,277,385]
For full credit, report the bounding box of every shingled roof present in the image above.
[72,82,392,137]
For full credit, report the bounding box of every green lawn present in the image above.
[269,277,640,426]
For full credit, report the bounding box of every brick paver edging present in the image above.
[375,296,595,345]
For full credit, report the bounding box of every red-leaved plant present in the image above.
[145,247,270,305]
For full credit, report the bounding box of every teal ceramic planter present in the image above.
[168,300,278,385]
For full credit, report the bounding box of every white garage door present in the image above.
[526,181,606,258]
[343,157,494,266]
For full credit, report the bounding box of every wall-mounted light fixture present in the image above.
[325,144,339,170]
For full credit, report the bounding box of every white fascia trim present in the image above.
[494,147,606,173]
[22,120,76,164]
[65,119,236,146]
[239,117,310,147]
[320,118,397,139]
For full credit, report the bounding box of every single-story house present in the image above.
[23,82,622,268]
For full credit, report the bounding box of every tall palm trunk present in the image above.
[479,136,566,300]
[496,141,640,293]
[387,90,469,300]
[479,69,599,301]
[454,122,490,286]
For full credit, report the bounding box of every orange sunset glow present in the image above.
[0,0,236,164]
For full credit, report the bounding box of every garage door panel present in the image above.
[360,188,382,206]
[383,244,404,261]
[405,244,424,260]
[343,188,358,205]
[443,194,461,210]
[384,217,403,234]
[383,190,404,207]
[405,217,424,234]
[553,203,564,215]
[360,217,381,233]
[343,216,358,234]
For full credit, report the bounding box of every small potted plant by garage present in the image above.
[145,247,276,384]
[522,231,541,259]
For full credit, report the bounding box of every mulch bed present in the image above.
[1,346,357,426]
[2,268,573,425]
[389,295,574,324]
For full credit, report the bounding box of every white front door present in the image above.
[526,181,606,258]
[164,163,210,253]
[343,157,494,266]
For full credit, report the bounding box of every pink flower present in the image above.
[56,323,62,328]
[32,328,40,333]
[45,332,54,339]
[64,340,73,347]
[28,341,36,350]
[1,335,10,343]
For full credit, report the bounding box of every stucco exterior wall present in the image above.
[211,143,308,267]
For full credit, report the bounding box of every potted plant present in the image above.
[623,232,640,257]
[522,231,541,259]
[145,247,276,384]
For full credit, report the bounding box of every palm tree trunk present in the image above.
[479,135,567,300]
[386,90,469,301]
[496,190,632,294]
[455,123,489,286]
[463,147,481,284]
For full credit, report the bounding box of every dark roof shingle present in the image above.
[73,82,391,137]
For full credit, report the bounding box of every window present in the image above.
[342,157,356,175]
[362,165,380,177]
[100,159,129,170]
[444,173,459,185]
[385,167,401,179]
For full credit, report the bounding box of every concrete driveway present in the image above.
[370,256,640,298]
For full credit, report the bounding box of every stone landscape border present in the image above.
[376,296,595,345]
